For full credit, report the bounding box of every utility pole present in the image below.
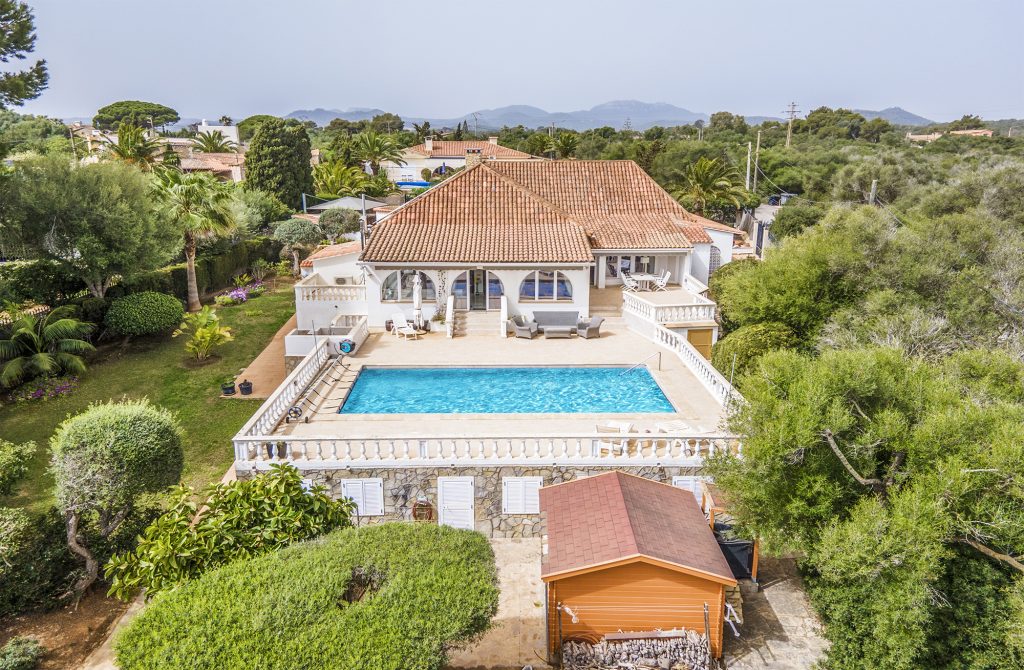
[783,101,800,148]
[752,130,762,192]
[745,141,752,191]
[868,179,878,205]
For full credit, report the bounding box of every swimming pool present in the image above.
[338,366,674,414]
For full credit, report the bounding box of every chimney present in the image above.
[465,147,483,169]
[424,137,433,152]
[487,136,499,145]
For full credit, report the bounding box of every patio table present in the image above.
[631,273,657,291]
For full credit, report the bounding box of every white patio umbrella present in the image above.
[412,273,423,329]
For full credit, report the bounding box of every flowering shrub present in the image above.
[7,376,79,404]
[213,282,265,306]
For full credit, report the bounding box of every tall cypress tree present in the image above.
[243,118,313,210]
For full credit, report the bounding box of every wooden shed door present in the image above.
[438,477,475,530]
[687,328,714,360]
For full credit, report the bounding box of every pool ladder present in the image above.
[621,351,662,375]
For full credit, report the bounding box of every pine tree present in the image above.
[0,0,48,109]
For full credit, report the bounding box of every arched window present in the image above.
[381,271,436,302]
[708,246,722,276]
[519,271,573,301]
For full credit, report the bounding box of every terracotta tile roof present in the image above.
[485,160,720,247]
[300,241,362,268]
[360,159,740,264]
[540,471,735,584]
[404,140,533,159]
[179,152,244,172]
[361,165,593,264]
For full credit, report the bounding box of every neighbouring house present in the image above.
[907,128,994,142]
[381,137,535,187]
[233,157,744,541]
[179,151,246,182]
[540,472,737,660]
[196,119,241,145]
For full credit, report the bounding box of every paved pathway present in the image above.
[229,314,295,399]
[447,538,550,669]
[723,558,829,669]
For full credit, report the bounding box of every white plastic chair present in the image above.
[654,270,671,291]
[622,274,641,293]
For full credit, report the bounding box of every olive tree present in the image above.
[273,218,322,275]
[317,208,361,243]
[51,399,184,599]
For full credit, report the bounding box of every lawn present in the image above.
[0,281,296,513]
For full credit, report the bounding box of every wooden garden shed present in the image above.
[540,472,737,660]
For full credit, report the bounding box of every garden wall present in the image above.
[238,464,706,538]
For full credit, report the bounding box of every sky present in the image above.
[12,0,1024,123]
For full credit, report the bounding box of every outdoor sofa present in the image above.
[533,311,580,338]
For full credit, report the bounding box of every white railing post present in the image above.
[499,295,508,338]
[445,294,455,338]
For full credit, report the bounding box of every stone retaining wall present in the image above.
[239,465,707,538]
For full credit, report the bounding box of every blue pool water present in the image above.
[339,367,674,414]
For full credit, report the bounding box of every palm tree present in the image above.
[552,132,579,159]
[672,157,747,217]
[412,121,432,142]
[193,130,237,153]
[104,123,161,171]
[155,170,236,311]
[0,306,95,388]
[313,161,370,199]
[218,115,233,126]
[351,131,405,175]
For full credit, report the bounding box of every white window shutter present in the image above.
[501,479,512,514]
[363,479,384,516]
[523,478,542,514]
[341,480,365,514]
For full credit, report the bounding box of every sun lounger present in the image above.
[390,313,419,340]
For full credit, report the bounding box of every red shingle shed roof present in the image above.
[300,241,362,268]
[405,140,533,159]
[540,471,736,585]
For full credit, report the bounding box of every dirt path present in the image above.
[0,591,128,670]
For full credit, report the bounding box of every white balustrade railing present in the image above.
[653,325,735,406]
[295,284,365,303]
[682,274,711,297]
[445,294,455,338]
[622,292,716,325]
[233,432,741,468]
[235,339,331,441]
[499,295,509,337]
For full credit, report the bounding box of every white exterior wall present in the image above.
[690,243,712,284]
[294,252,368,331]
[361,266,591,328]
[309,253,363,280]
[197,121,240,145]
[707,229,735,267]
[383,155,466,182]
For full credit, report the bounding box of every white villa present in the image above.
[235,157,746,538]
[381,137,535,186]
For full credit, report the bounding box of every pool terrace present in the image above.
[233,318,739,470]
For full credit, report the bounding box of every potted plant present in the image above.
[239,379,253,395]
[221,376,236,396]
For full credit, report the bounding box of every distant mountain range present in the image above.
[285,101,935,131]
[855,107,934,126]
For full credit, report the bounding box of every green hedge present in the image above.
[0,506,157,617]
[0,260,85,307]
[121,237,282,302]
[115,523,499,670]
[0,636,43,670]
[105,292,184,337]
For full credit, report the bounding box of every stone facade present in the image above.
[239,464,707,538]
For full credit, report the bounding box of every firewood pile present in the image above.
[561,630,720,670]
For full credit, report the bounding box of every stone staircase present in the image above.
[452,310,502,337]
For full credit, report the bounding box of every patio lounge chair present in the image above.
[390,313,419,340]
[621,274,641,292]
[509,315,538,339]
[576,316,605,339]
[595,421,634,456]
[653,270,671,291]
